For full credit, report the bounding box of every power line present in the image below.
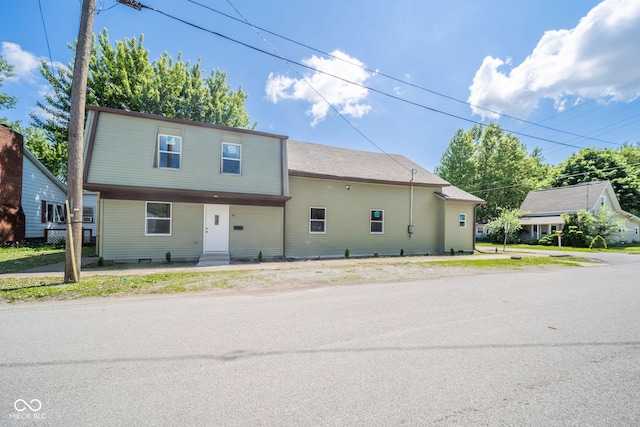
[186,0,622,148]
[132,3,590,151]
[38,0,55,76]
[223,0,412,173]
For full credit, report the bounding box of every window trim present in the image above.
[458,213,467,228]
[309,207,326,234]
[82,206,94,224]
[46,201,65,224]
[145,201,172,236]
[157,134,182,170]
[221,142,242,175]
[370,209,384,234]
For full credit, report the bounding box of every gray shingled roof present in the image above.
[435,186,485,204]
[520,181,610,215]
[287,140,450,187]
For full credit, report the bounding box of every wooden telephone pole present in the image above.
[65,0,95,282]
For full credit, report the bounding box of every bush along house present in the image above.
[83,106,484,264]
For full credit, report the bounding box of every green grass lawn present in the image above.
[476,241,640,253]
[0,244,96,274]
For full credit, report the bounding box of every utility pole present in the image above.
[65,0,95,283]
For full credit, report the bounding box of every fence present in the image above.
[44,228,93,245]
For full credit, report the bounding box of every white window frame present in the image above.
[47,202,65,224]
[309,207,326,234]
[370,209,384,234]
[458,213,467,228]
[221,142,242,175]
[157,134,182,170]
[82,206,94,223]
[145,202,172,236]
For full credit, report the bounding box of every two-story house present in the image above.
[83,106,484,263]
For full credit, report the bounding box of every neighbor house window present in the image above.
[145,202,172,236]
[222,143,241,175]
[43,201,65,224]
[83,207,94,223]
[370,209,384,234]
[458,213,467,228]
[157,134,182,169]
[310,207,326,234]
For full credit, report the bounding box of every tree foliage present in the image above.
[485,208,524,244]
[561,206,625,247]
[33,28,254,178]
[436,123,549,220]
[551,147,640,216]
[0,54,17,112]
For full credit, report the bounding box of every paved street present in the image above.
[1,252,639,426]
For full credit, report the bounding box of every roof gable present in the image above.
[287,140,450,187]
[520,181,611,215]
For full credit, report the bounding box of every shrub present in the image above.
[258,251,263,262]
[165,251,171,263]
[589,235,607,250]
[97,256,104,267]
[400,249,404,256]
[344,248,350,259]
[538,234,558,246]
[523,239,539,245]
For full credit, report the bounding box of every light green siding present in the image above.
[98,200,284,261]
[87,113,284,195]
[442,201,476,252]
[229,205,284,258]
[100,199,204,262]
[285,177,440,258]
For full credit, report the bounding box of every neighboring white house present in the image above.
[21,148,68,242]
[519,181,640,243]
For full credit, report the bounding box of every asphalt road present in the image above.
[1,252,639,426]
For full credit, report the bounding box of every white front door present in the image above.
[204,204,229,252]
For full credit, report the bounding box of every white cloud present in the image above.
[1,42,42,82]
[468,0,640,119]
[266,50,372,126]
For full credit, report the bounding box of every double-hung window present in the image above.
[459,213,467,228]
[145,202,172,236]
[157,134,182,169]
[222,143,241,175]
[309,207,326,234]
[370,210,384,234]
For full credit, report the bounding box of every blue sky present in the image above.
[1,0,639,171]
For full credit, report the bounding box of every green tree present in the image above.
[551,148,640,216]
[436,123,549,220]
[0,54,17,112]
[561,206,625,247]
[485,208,524,244]
[33,28,254,178]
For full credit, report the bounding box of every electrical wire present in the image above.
[186,0,622,148]
[223,0,412,173]
[38,0,56,76]
[134,3,590,151]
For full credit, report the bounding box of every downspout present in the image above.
[281,137,287,258]
[409,169,417,238]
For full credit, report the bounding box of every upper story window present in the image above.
[157,134,182,169]
[370,209,384,234]
[459,213,467,228]
[310,207,326,234]
[222,142,242,175]
[145,202,172,236]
